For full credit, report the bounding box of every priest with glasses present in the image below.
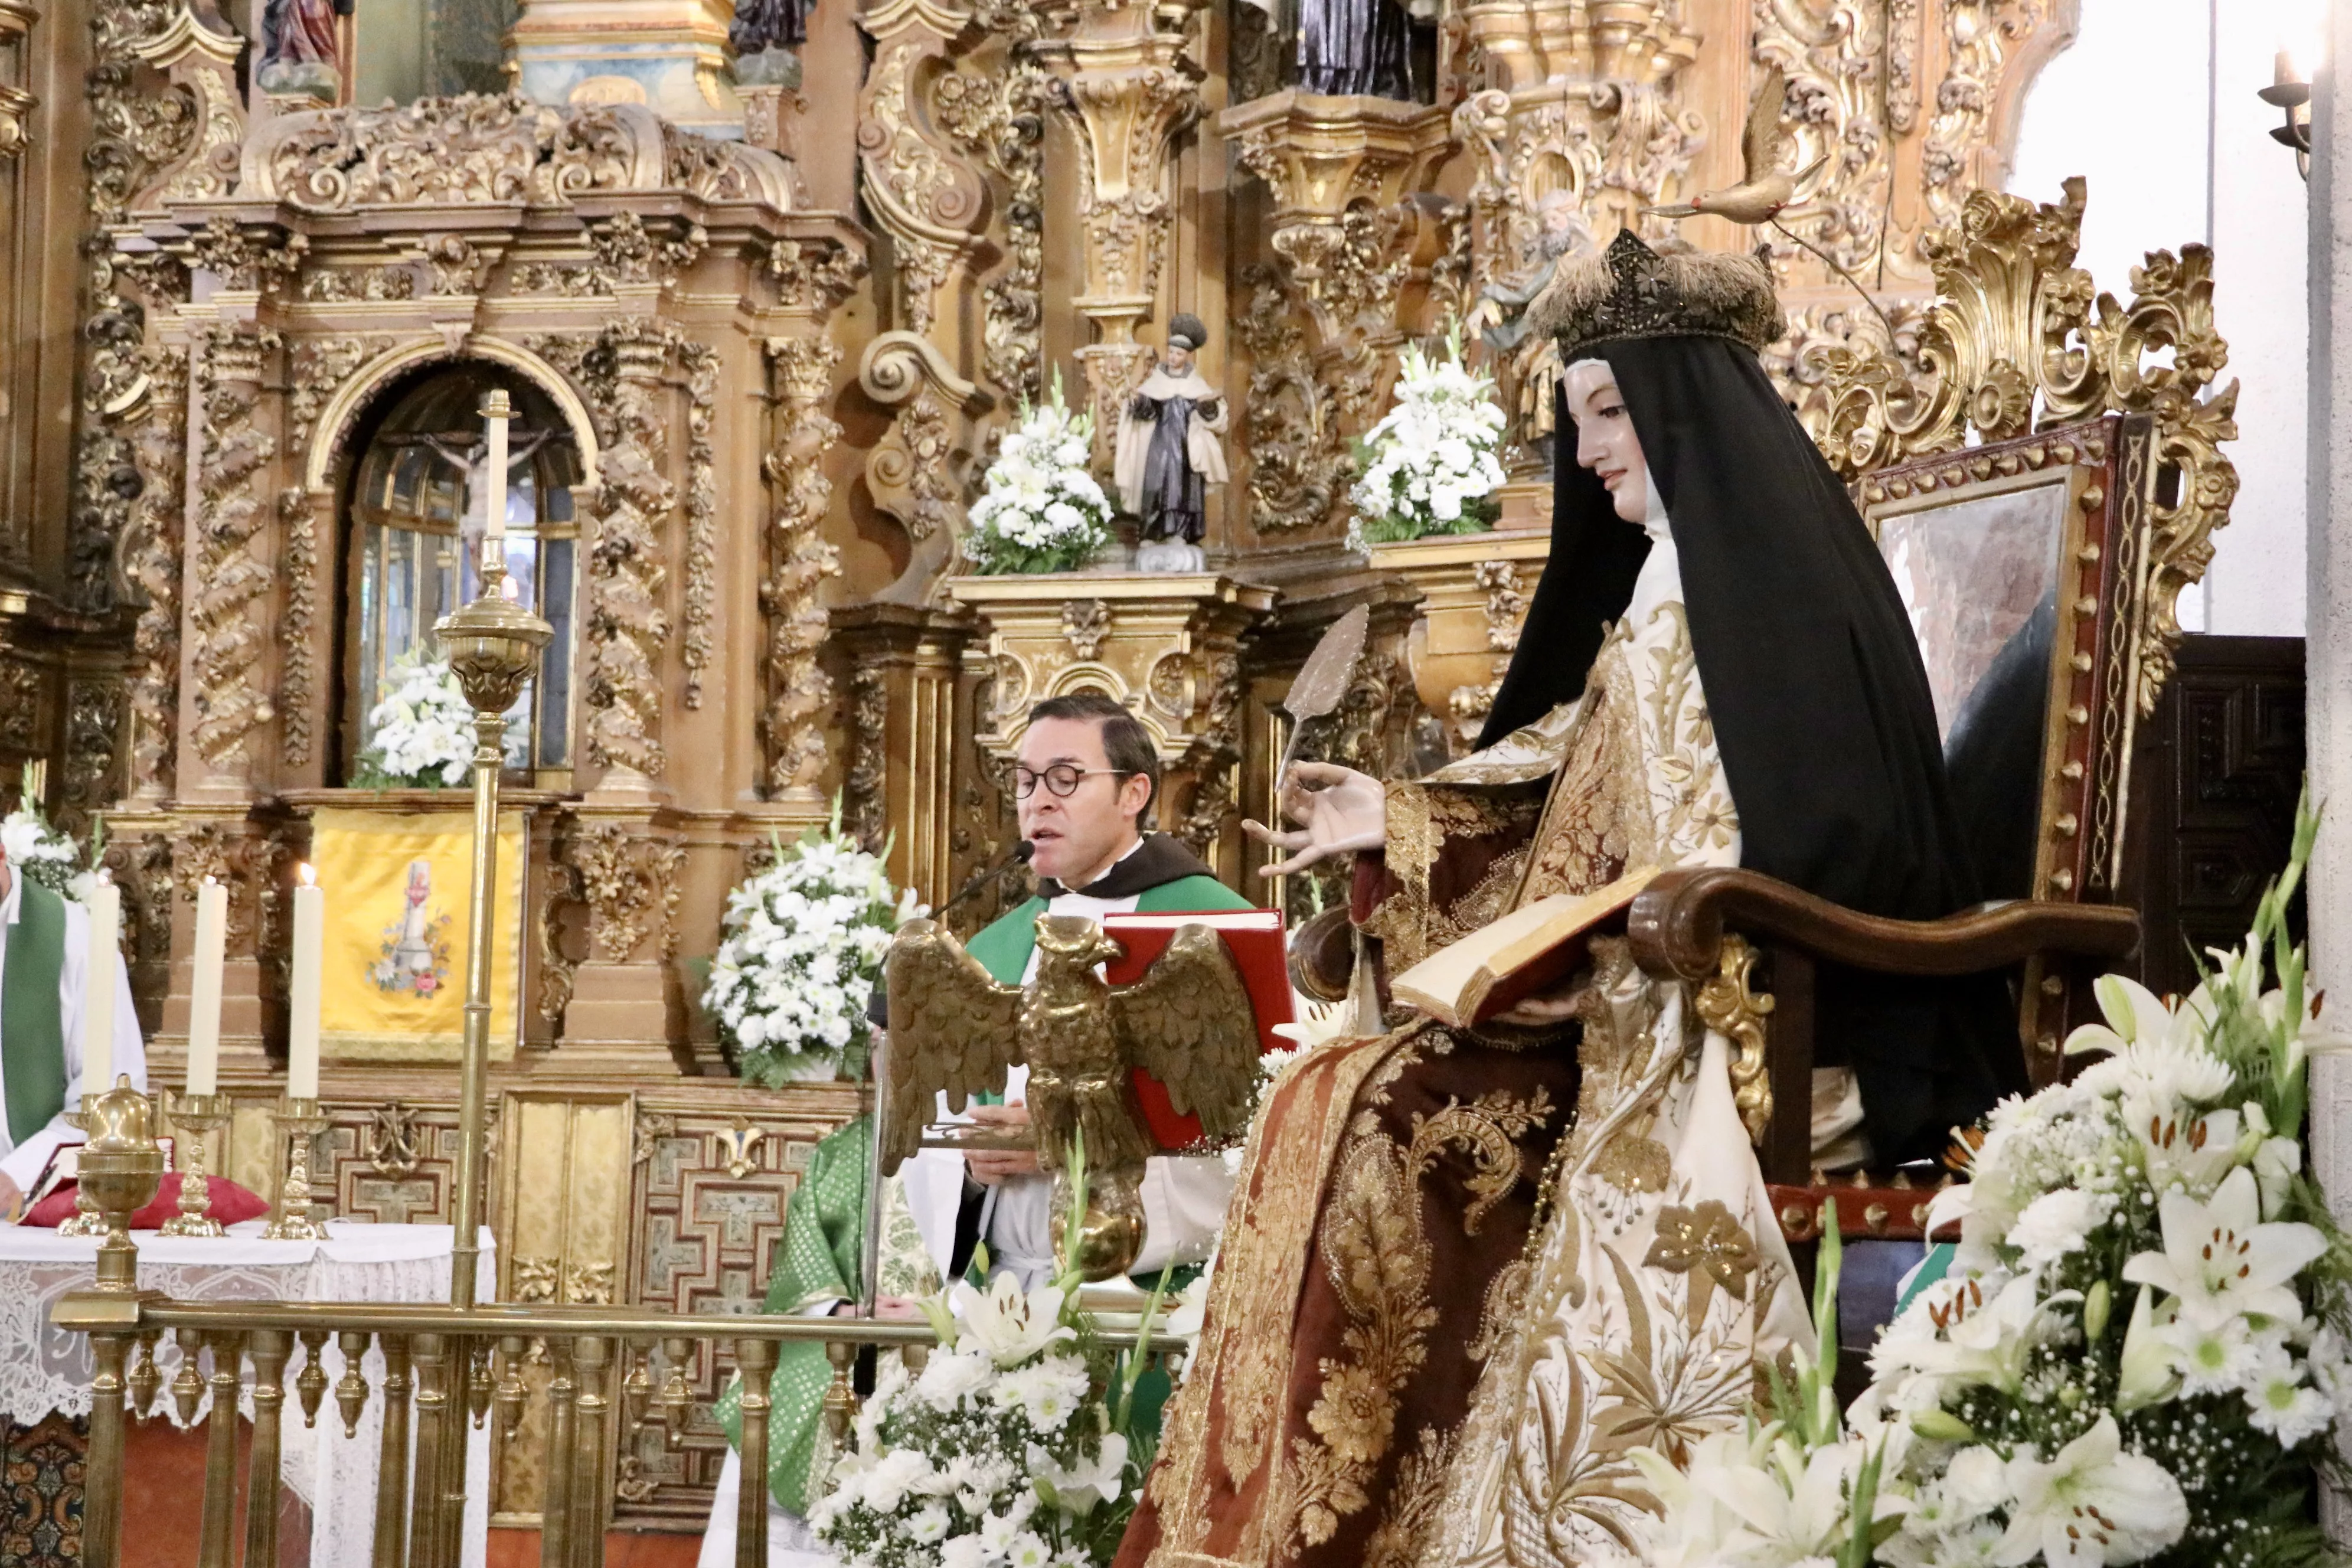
[702,690,1255,1566]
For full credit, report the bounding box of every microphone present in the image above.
[868,840,1034,1033]
[932,839,1034,924]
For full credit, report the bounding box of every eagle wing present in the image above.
[1109,923,1263,1146]
[880,920,1022,1175]
[1742,63,1790,184]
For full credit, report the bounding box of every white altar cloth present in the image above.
[0,1220,494,1568]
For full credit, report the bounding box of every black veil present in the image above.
[1478,334,2023,1163]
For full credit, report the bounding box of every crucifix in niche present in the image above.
[342,367,583,783]
[420,424,557,601]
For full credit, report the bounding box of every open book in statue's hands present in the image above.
[1389,865,1660,1029]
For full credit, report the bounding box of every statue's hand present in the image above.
[1196,397,1222,423]
[1242,762,1386,878]
[1128,394,1156,420]
[1465,296,1502,334]
[1489,978,1584,1027]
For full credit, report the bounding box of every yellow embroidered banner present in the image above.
[309,807,526,1063]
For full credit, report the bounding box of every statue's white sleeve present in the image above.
[1132,1152,1236,1278]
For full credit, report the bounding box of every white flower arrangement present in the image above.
[0,804,96,901]
[965,377,1115,577]
[703,809,917,1086]
[814,1150,1199,1568]
[355,649,476,788]
[1346,325,1509,551]
[1632,788,2352,1568]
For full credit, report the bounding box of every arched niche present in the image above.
[330,359,589,789]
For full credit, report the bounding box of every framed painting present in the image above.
[1857,411,2155,1062]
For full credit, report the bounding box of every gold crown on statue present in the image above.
[1528,229,1786,361]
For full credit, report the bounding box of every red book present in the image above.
[1103,909,1296,1152]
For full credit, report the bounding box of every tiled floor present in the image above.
[4,1410,707,1568]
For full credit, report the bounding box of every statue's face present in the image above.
[1566,359,1649,525]
[1161,341,1195,377]
[1016,716,1151,887]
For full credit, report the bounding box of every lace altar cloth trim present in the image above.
[0,1221,494,1568]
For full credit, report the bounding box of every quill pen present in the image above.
[1276,604,1369,779]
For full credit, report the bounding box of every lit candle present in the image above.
[81,876,119,1094]
[187,876,226,1097]
[2277,48,2298,87]
[288,865,322,1102]
[481,388,511,559]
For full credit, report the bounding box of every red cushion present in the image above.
[22,1172,271,1230]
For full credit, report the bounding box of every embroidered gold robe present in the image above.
[1117,513,1811,1568]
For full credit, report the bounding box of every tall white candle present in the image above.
[81,877,119,1094]
[187,876,226,1097]
[288,866,322,1102]
[481,389,511,550]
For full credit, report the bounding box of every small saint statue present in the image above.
[730,0,809,82]
[1114,314,1229,574]
[256,0,347,99]
[1243,0,1426,99]
[1467,191,1595,450]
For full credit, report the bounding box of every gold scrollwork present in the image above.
[1693,934,1773,1148]
[1815,178,2238,716]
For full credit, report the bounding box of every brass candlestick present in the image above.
[76,1076,165,1293]
[263,1098,332,1241]
[160,1092,231,1238]
[435,533,551,1309]
[56,1096,107,1237]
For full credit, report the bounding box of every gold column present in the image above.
[1034,0,1210,453]
[1217,90,1452,334]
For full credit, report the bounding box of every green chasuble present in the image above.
[720,841,1251,1516]
[2,879,70,1148]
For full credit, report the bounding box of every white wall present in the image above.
[2008,0,2322,638]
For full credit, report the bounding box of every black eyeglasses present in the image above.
[1013,764,1133,799]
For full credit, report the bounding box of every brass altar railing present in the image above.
[54,1252,1187,1568]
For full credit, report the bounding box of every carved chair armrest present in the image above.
[1625,867,2141,984]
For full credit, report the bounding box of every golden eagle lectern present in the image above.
[881,913,1261,1279]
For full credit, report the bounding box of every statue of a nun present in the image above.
[1114,232,2024,1568]
[1114,314,1229,573]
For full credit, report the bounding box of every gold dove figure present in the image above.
[1644,64,1827,225]
[881,912,1262,1278]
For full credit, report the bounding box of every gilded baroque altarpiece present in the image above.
[0,0,2111,1524]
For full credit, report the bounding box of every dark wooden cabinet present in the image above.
[2121,633,2307,1000]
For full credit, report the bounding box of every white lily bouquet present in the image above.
[0,803,96,901]
[354,649,476,788]
[1634,789,2351,1568]
[703,809,916,1086]
[1346,324,1509,551]
[965,377,1115,577]
[814,1149,1192,1568]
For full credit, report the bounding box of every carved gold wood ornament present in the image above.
[1814,178,2238,716]
[1693,933,1774,1148]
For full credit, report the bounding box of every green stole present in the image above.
[723,868,1256,1515]
[2,879,69,1147]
